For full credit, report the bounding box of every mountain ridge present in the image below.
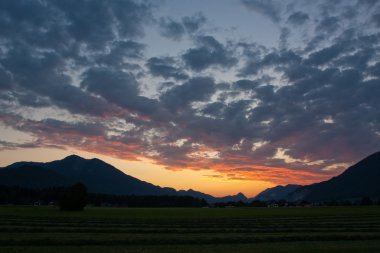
[252,184,301,201]
[3,155,246,204]
[3,151,380,203]
[287,152,380,202]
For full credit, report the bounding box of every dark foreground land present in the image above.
[1,206,380,253]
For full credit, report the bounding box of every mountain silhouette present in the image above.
[252,184,301,201]
[4,152,380,203]
[219,192,248,202]
[0,165,74,188]
[8,155,176,195]
[287,152,380,201]
[3,155,244,203]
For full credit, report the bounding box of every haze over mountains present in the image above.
[1,152,380,203]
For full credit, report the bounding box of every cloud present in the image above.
[51,0,152,49]
[371,12,380,27]
[241,0,282,23]
[315,16,340,33]
[287,11,309,25]
[81,68,159,116]
[98,40,146,67]
[1,45,120,116]
[182,13,207,33]
[182,36,237,71]
[0,67,13,90]
[160,77,216,110]
[305,43,346,66]
[159,18,186,41]
[239,49,301,76]
[1,0,380,187]
[0,0,154,117]
[146,57,189,80]
[159,13,206,41]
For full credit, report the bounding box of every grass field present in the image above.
[1,206,380,252]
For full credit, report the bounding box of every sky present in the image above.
[1,0,380,197]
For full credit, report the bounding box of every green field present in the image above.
[1,206,380,253]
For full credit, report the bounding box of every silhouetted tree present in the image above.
[0,185,209,207]
[59,183,88,211]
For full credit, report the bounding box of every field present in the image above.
[1,206,380,253]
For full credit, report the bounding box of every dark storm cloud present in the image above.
[182,36,237,71]
[146,57,189,80]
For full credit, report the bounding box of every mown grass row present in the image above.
[3,227,380,234]
[2,206,380,218]
[2,241,380,253]
[1,232,380,246]
[1,206,380,252]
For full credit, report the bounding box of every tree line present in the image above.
[0,184,208,209]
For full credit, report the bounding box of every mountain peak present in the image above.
[236,192,247,198]
[62,154,86,161]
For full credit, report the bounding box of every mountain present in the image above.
[218,192,248,202]
[8,151,379,204]
[176,190,248,204]
[288,152,380,202]
[3,155,245,203]
[177,189,218,204]
[0,165,74,189]
[252,184,301,201]
[6,155,179,196]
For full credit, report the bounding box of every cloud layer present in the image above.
[1,0,380,186]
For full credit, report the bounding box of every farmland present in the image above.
[1,206,380,253]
